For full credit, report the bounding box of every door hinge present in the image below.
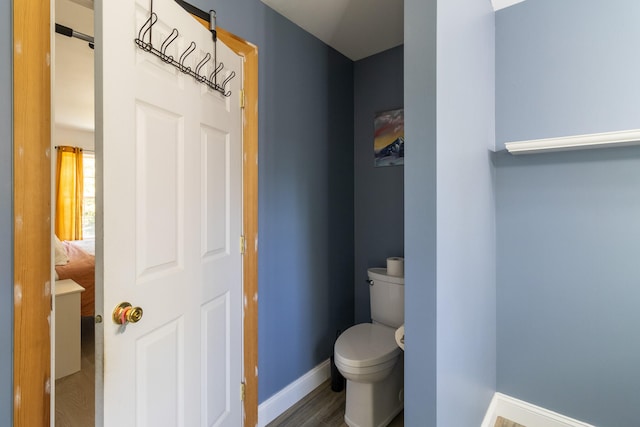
[240,235,246,255]
[240,382,246,401]
[240,89,246,109]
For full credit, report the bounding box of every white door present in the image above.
[98,0,243,425]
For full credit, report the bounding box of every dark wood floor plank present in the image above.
[267,379,403,426]
[495,416,526,427]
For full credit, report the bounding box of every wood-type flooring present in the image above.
[267,380,404,426]
[266,381,526,427]
[495,416,526,427]
[52,323,522,427]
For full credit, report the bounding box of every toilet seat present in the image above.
[334,323,400,369]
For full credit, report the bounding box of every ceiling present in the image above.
[260,0,527,61]
[260,0,404,61]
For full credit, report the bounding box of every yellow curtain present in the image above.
[55,146,84,241]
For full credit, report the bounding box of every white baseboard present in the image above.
[481,393,596,427]
[257,359,331,427]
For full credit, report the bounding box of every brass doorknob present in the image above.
[113,302,144,325]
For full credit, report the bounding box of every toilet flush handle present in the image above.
[366,279,374,286]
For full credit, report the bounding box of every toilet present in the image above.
[334,267,404,427]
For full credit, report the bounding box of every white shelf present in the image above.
[505,129,640,155]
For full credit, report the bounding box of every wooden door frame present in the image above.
[217,26,260,427]
[13,0,52,425]
[12,2,259,426]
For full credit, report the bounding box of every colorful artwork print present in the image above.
[374,108,404,167]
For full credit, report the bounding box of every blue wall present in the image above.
[435,0,496,425]
[192,0,355,403]
[496,0,640,150]
[353,45,404,324]
[496,1,640,426]
[0,0,13,423]
[405,0,496,424]
[404,0,438,425]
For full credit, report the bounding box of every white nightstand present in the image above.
[55,279,85,380]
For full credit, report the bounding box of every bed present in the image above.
[55,237,95,317]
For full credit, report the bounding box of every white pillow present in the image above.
[54,235,69,266]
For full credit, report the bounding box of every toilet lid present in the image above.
[334,323,401,368]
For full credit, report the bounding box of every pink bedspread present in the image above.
[55,241,95,317]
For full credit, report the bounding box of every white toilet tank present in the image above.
[368,268,404,328]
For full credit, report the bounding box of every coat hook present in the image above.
[178,41,196,72]
[209,62,224,82]
[194,53,211,82]
[134,4,234,97]
[221,71,236,96]
[135,12,157,51]
[160,28,179,62]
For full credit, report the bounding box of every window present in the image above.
[82,151,96,239]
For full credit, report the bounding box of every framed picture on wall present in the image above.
[374,108,404,167]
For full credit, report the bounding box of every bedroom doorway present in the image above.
[13,0,259,425]
[52,0,96,424]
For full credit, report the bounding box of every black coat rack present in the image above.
[134,0,235,97]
